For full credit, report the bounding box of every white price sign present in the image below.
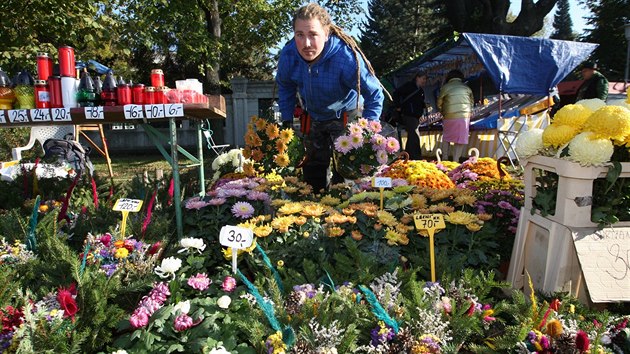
[145,104,165,119]
[8,110,29,123]
[219,225,254,250]
[51,108,72,122]
[123,104,144,119]
[112,198,143,212]
[372,177,392,188]
[0,110,6,124]
[84,106,104,120]
[165,103,184,117]
[30,109,52,122]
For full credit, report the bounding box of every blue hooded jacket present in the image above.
[276,35,384,122]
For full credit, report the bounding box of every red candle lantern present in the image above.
[58,46,76,78]
[37,53,54,81]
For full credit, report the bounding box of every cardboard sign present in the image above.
[219,225,254,250]
[573,228,630,302]
[30,109,51,122]
[414,214,446,236]
[85,106,104,120]
[145,104,165,119]
[372,177,392,189]
[165,103,184,117]
[123,104,144,119]
[113,198,143,212]
[51,108,72,122]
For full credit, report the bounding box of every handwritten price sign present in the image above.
[30,109,52,122]
[112,198,143,212]
[414,213,446,283]
[123,104,144,120]
[51,108,72,122]
[0,110,5,123]
[165,103,184,117]
[372,177,392,189]
[219,225,254,250]
[8,110,29,124]
[84,106,104,120]
[145,104,165,119]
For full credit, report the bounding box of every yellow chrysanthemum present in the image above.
[325,213,350,224]
[265,124,280,139]
[384,228,409,246]
[222,239,257,260]
[466,223,483,232]
[300,203,326,217]
[278,202,303,215]
[542,124,578,148]
[582,105,630,142]
[293,216,307,226]
[275,140,287,154]
[253,117,267,131]
[271,216,295,233]
[253,224,273,237]
[376,210,398,227]
[445,211,479,225]
[271,199,289,208]
[341,208,356,216]
[327,226,345,237]
[251,149,264,161]
[477,213,493,221]
[283,186,298,193]
[279,128,294,143]
[320,195,341,206]
[274,153,290,167]
[454,194,476,206]
[114,247,129,259]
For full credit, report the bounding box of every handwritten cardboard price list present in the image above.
[414,214,446,282]
[84,106,104,120]
[0,110,7,124]
[112,198,144,238]
[123,105,144,120]
[219,225,254,274]
[8,110,29,124]
[51,108,72,122]
[29,109,51,122]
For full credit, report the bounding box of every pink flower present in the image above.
[334,135,353,154]
[139,297,163,313]
[357,118,369,128]
[370,134,386,150]
[207,197,226,206]
[188,273,211,291]
[231,201,255,219]
[349,133,364,149]
[148,241,162,255]
[376,150,388,165]
[149,282,171,303]
[384,137,400,153]
[174,314,194,331]
[348,123,363,135]
[130,307,150,328]
[99,233,112,247]
[368,120,382,133]
[221,276,237,292]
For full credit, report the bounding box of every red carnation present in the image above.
[57,287,79,320]
[575,330,590,353]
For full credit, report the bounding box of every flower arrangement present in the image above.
[0,238,35,266]
[380,160,455,190]
[83,233,160,279]
[447,156,510,188]
[242,116,301,176]
[333,118,400,179]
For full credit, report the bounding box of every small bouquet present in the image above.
[333,118,400,180]
[242,116,302,176]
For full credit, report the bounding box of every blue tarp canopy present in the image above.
[388,33,598,96]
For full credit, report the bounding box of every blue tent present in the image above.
[388,33,598,95]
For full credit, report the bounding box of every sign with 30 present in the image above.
[219,225,254,250]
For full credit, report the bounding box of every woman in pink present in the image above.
[437,70,474,162]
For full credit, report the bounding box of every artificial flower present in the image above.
[217,295,232,309]
[515,128,544,158]
[568,132,614,166]
[542,124,579,148]
[57,286,78,320]
[154,257,182,279]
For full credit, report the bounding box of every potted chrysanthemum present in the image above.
[332,118,400,180]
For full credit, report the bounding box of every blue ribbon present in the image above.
[358,285,399,333]
[255,243,284,293]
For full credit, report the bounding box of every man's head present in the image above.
[445,70,464,82]
[581,62,598,80]
[415,72,427,87]
[293,3,331,62]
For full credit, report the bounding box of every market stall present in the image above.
[387,33,598,161]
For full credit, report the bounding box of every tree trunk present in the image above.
[198,0,221,94]
[445,0,557,36]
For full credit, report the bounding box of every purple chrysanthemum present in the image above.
[231,201,255,219]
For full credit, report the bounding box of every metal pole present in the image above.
[170,118,183,239]
[197,121,206,196]
[625,40,629,84]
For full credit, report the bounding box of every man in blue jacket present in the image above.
[276,3,384,192]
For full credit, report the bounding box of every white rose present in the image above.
[154,257,182,279]
[217,295,232,309]
[172,300,191,315]
[178,237,206,254]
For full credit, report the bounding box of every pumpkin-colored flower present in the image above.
[275,140,287,154]
[243,162,256,176]
[271,216,295,233]
[300,203,326,217]
[327,226,345,237]
[265,124,280,139]
[294,216,307,226]
[466,223,482,232]
[253,117,267,131]
[251,149,264,161]
[278,202,303,215]
[325,213,349,225]
[274,153,290,167]
[542,124,578,148]
[546,319,563,338]
[351,230,363,241]
[279,128,294,143]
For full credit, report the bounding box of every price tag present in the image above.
[29,109,52,122]
[413,214,446,234]
[123,104,144,119]
[165,103,184,117]
[112,198,144,212]
[219,225,254,250]
[0,110,6,124]
[84,106,104,120]
[8,110,29,123]
[145,104,165,119]
[51,108,72,122]
[372,177,392,188]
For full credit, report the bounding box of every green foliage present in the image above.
[581,0,630,81]
[0,128,30,162]
[551,0,576,40]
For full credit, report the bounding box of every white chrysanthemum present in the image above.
[607,99,630,110]
[515,128,544,158]
[208,346,230,354]
[576,98,606,112]
[172,300,191,315]
[178,237,206,254]
[154,257,182,278]
[568,132,614,166]
[211,153,229,170]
